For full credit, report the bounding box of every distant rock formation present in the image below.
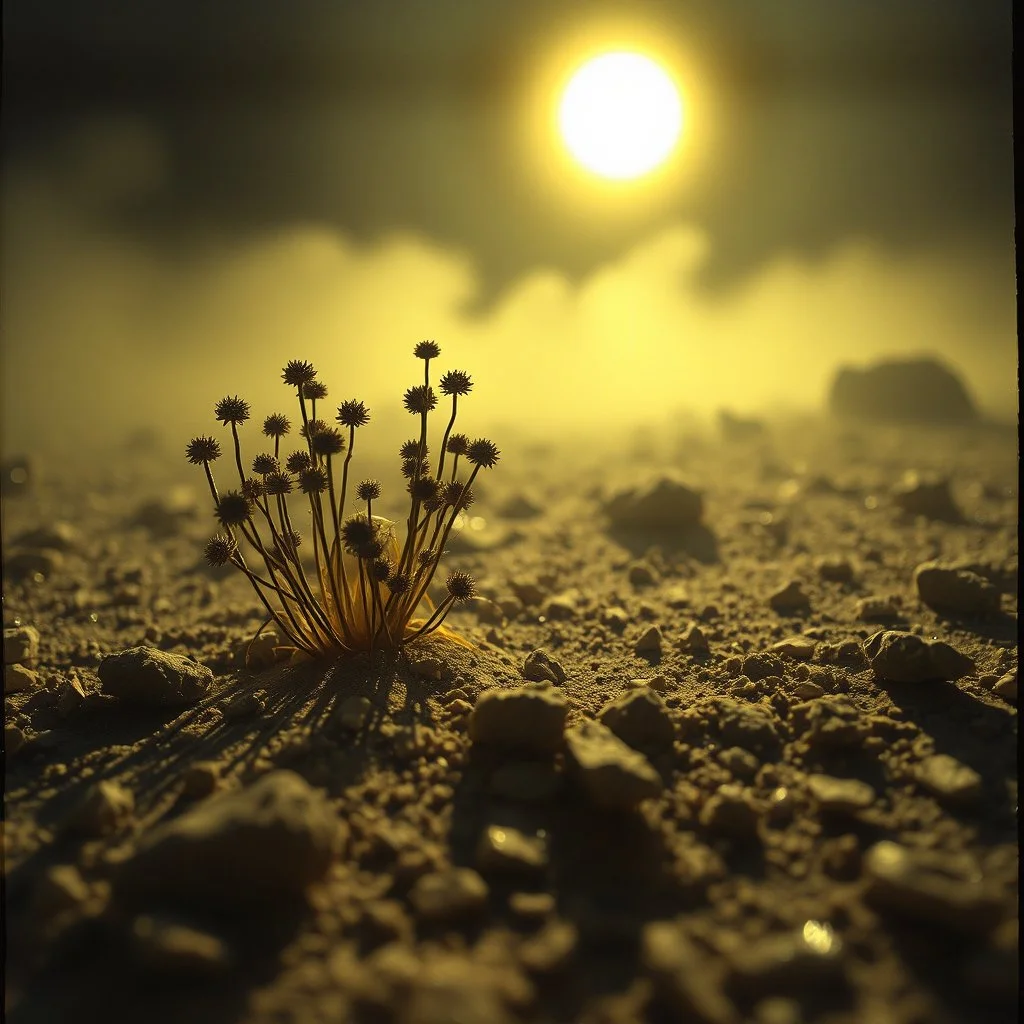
[828,357,978,423]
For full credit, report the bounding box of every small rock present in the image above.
[510,581,546,607]
[729,921,845,990]
[564,720,663,810]
[407,650,445,680]
[543,590,580,620]
[915,754,983,806]
[863,629,974,682]
[475,825,547,873]
[807,774,875,812]
[768,582,810,615]
[642,920,738,1024]
[712,699,780,753]
[665,585,691,609]
[131,915,231,975]
[992,670,1017,704]
[99,646,213,708]
[489,761,563,802]
[742,652,785,682]
[855,596,902,622]
[4,625,41,665]
[5,723,27,756]
[680,622,710,653]
[815,556,854,583]
[359,899,413,948]
[628,563,659,588]
[604,475,704,531]
[699,785,760,838]
[793,681,824,700]
[240,631,282,670]
[469,684,567,751]
[5,548,64,580]
[718,747,760,781]
[334,695,374,731]
[116,770,342,908]
[634,625,663,656]
[5,663,41,693]
[914,562,1000,617]
[791,696,866,749]
[66,780,135,837]
[771,636,817,661]
[508,891,555,919]
[519,919,577,974]
[182,761,222,799]
[602,606,630,630]
[599,688,675,752]
[55,674,88,717]
[15,521,79,551]
[522,648,566,684]
[409,867,489,922]
[223,690,265,720]
[863,841,1005,933]
[892,471,962,521]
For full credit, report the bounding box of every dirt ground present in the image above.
[2,413,1018,1024]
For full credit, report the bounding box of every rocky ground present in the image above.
[2,413,1018,1024]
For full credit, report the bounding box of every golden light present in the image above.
[558,51,684,181]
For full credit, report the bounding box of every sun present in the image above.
[558,51,684,181]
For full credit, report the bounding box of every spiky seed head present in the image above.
[310,427,345,456]
[466,438,500,469]
[298,466,329,495]
[300,418,330,440]
[423,493,445,513]
[371,558,393,582]
[414,340,441,360]
[282,360,317,386]
[214,395,250,425]
[439,370,473,397]
[443,480,474,509]
[403,385,437,415]
[417,548,437,567]
[446,433,469,456]
[262,413,291,438]
[204,534,237,567]
[302,380,329,401]
[400,439,426,460]
[285,450,312,474]
[337,400,370,428]
[186,436,222,464]
[446,571,477,603]
[242,477,265,501]
[275,529,302,556]
[357,479,382,502]
[389,572,411,595]
[264,471,293,496]
[252,453,278,475]
[340,516,375,555]
[216,490,253,527]
[409,475,440,503]
[401,457,429,479]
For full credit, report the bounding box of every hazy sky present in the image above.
[1,0,1016,454]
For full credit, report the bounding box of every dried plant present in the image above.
[187,344,498,659]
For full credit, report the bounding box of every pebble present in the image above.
[863,629,974,682]
[633,624,663,656]
[892,472,962,521]
[719,746,760,781]
[913,562,1000,616]
[543,590,581,620]
[116,770,342,908]
[55,674,88,717]
[223,690,266,720]
[604,475,704,530]
[519,919,578,974]
[131,914,232,975]
[806,773,876,812]
[511,581,546,607]
[469,683,567,751]
[680,623,710,653]
[476,825,548,873]
[628,563,659,588]
[770,636,817,661]
[641,920,738,1024]
[855,596,902,622]
[728,921,845,990]
[768,582,810,615]
[741,652,785,682]
[334,695,374,731]
[863,841,1005,934]
[98,646,214,708]
[564,720,663,810]
[793,681,824,699]
[239,630,282,670]
[522,648,566,684]
[603,606,630,630]
[699,784,761,838]
[791,696,866,749]
[6,723,27,757]
[4,625,40,664]
[359,899,414,948]
[409,867,489,922]
[711,698,780,752]
[599,688,675,752]
[65,780,135,837]
[489,761,563,802]
[992,669,1017,704]
[815,556,854,583]
[5,662,40,693]
[914,754,983,806]
[182,761,222,799]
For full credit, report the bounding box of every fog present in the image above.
[1,119,1015,463]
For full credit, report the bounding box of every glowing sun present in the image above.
[558,51,683,180]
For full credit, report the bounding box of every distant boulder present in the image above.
[828,357,977,423]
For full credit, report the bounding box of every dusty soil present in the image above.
[3,414,1018,1024]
